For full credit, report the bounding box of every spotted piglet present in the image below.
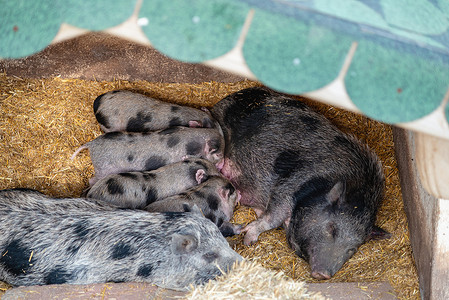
[93,90,217,132]
[86,158,221,209]
[145,176,241,237]
[71,126,225,185]
[0,188,242,290]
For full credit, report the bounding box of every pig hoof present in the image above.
[242,229,260,246]
[243,234,259,246]
[241,223,262,246]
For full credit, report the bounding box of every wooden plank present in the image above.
[433,199,449,300]
[393,127,449,300]
[415,132,449,199]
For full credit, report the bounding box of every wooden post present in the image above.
[393,128,449,300]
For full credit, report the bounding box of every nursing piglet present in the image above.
[86,158,221,209]
[71,127,224,185]
[145,176,241,237]
[93,90,216,132]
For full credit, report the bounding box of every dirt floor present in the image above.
[0,72,419,299]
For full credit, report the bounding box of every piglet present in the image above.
[71,127,224,185]
[0,188,242,291]
[86,158,221,209]
[145,176,241,237]
[93,90,216,132]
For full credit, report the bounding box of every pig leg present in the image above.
[242,188,292,246]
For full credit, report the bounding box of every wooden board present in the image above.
[393,127,449,300]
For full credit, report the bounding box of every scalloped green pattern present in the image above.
[243,8,353,94]
[62,0,137,31]
[1,0,449,127]
[381,0,449,35]
[346,40,449,123]
[0,0,64,58]
[139,0,249,63]
[446,101,449,125]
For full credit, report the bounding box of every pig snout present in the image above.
[311,270,331,280]
[309,254,346,280]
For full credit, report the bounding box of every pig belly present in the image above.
[220,158,265,209]
[219,158,239,180]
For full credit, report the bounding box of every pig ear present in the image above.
[188,120,202,128]
[368,226,391,241]
[189,204,204,217]
[219,187,229,201]
[171,233,198,254]
[195,169,208,184]
[205,139,220,154]
[202,118,214,128]
[326,181,346,205]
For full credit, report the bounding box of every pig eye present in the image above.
[295,249,308,260]
[203,252,219,263]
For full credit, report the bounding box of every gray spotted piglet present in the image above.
[71,126,225,185]
[93,90,216,132]
[0,188,243,290]
[86,158,221,209]
[145,176,241,237]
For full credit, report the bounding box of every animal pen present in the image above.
[1,0,449,299]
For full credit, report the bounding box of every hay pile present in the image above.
[0,73,419,299]
[186,260,325,299]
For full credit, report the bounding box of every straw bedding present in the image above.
[0,73,418,299]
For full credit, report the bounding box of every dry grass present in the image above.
[186,260,326,299]
[0,73,419,299]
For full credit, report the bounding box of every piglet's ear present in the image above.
[368,226,391,241]
[195,169,208,184]
[326,181,346,205]
[171,233,198,255]
[188,120,202,128]
[189,204,204,217]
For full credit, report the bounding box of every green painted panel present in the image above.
[313,0,389,30]
[346,41,449,123]
[0,0,64,58]
[139,0,249,63]
[381,0,449,35]
[243,8,353,94]
[445,101,449,126]
[437,0,449,15]
[62,0,137,31]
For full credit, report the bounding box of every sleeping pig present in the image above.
[0,188,242,290]
[93,90,216,132]
[145,176,241,237]
[86,158,221,209]
[71,126,224,185]
[211,87,390,280]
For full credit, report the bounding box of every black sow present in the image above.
[211,87,390,279]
